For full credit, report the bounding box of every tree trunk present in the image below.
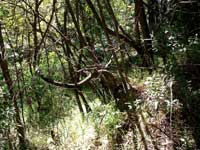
[135,0,154,67]
[0,23,26,150]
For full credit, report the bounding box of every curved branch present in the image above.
[35,68,115,89]
[36,68,93,88]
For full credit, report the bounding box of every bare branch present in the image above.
[35,67,93,88]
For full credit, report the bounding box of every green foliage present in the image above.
[23,73,74,128]
[0,91,14,149]
[89,99,124,136]
[0,0,199,149]
[0,7,9,18]
[0,73,14,131]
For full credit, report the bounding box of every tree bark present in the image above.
[0,23,26,150]
[135,0,154,67]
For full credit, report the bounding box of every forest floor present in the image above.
[24,72,195,150]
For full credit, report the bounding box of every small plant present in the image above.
[88,98,125,148]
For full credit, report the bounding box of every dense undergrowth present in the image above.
[1,70,194,150]
[0,1,200,149]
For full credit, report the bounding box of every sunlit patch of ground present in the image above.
[27,104,112,150]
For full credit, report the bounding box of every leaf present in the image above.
[0,8,9,17]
